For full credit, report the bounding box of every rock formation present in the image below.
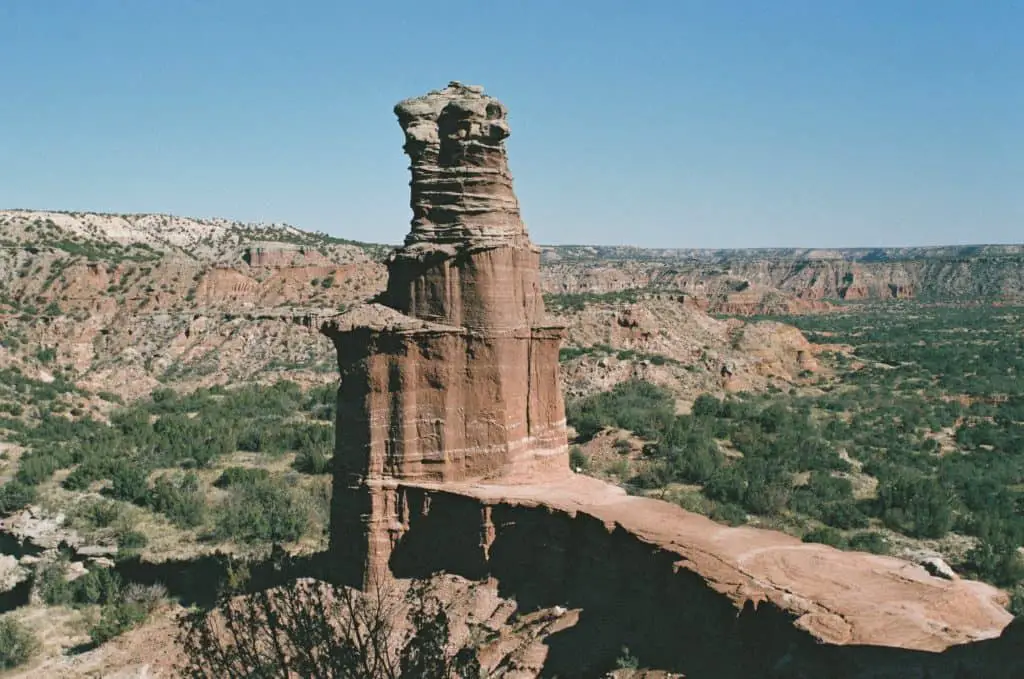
[313,82,1014,675]
[319,82,569,584]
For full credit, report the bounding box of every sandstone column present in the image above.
[320,82,569,586]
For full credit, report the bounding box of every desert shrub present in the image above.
[16,446,73,485]
[116,528,148,551]
[962,538,1024,588]
[802,526,846,548]
[1009,586,1024,618]
[559,346,594,362]
[607,458,630,478]
[293,446,331,475]
[88,599,149,646]
[147,472,205,528]
[62,465,99,491]
[789,472,868,530]
[0,617,39,669]
[691,393,722,419]
[110,464,149,503]
[38,559,124,608]
[876,473,953,539]
[704,460,792,516]
[632,461,672,489]
[613,438,632,454]
[0,402,23,416]
[614,646,640,670]
[36,560,75,606]
[304,384,336,421]
[567,380,675,442]
[847,531,889,555]
[709,502,747,526]
[74,567,123,606]
[0,481,37,515]
[36,561,161,645]
[77,499,123,529]
[88,582,166,647]
[671,489,713,515]
[214,478,309,544]
[569,446,588,471]
[214,467,270,488]
[125,582,168,607]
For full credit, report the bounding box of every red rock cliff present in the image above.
[320,82,569,585]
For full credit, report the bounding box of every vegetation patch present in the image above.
[567,304,1024,589]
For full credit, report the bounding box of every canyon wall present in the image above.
[541,256,1024,302]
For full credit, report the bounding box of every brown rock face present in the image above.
[320,82,569,585]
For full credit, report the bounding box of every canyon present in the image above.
[0,84,1022,677]
[540,244,1024,304]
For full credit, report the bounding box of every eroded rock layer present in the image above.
[321,83,568,584]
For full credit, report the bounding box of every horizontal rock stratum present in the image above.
[319,82,569,586]
[314,83,1016,677]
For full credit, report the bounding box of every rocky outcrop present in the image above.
[386,477,1015,678]
[310,83,1016,675]
[242,242,334,268]
[318,83,569,585]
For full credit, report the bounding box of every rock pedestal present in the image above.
[320,82,569,586]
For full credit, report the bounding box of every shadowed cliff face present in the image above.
[388,488,802,678]
[386,486,1023,679]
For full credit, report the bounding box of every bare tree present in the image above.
[177,574,481,679]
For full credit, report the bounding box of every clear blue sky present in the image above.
[1,1,1020,248]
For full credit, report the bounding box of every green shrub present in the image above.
[147,472,205,528]
[963,539,1024,587]
[16,448,72,485]
[116,529,148,551]
[36,560,74,606]
[614,646,639,670]
[0,481,37,515]
[110,464,149,503]
[78,499,123,528]
[877,474,953,539]
[74,568,122,606]
[214,478,309,544]
[569,446,588,471]
[709,502,747,526]
[214,467,270,488]
[0,402,23,416]
[1009,586,1024,618]
[848,531,889,555]
[0,617,38,669]
[802,526,846,548]
[293,447,331,475]
[567,380,675,442]
[88,600,149,646]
